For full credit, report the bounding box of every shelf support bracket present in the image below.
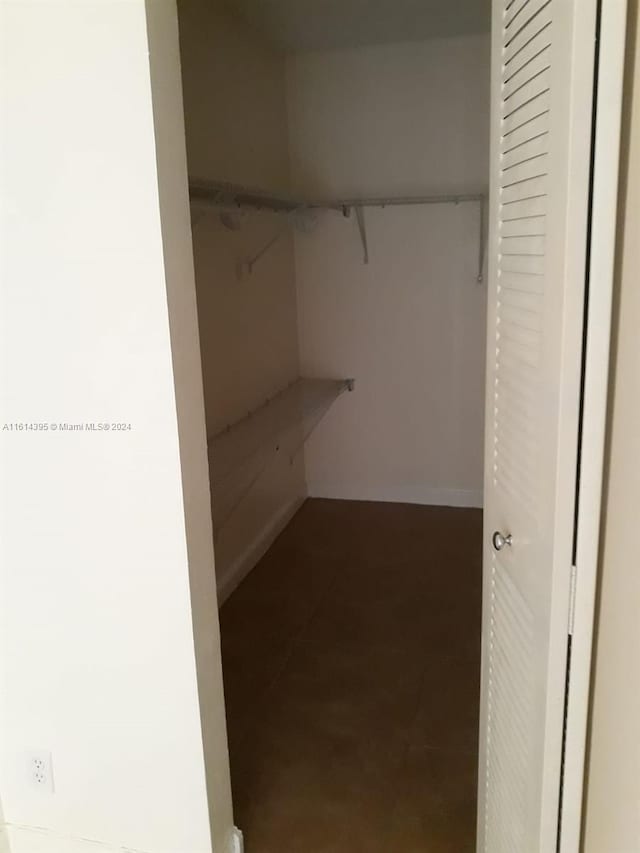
[239,208,315,279]
[355,205,369,264]
[245,228,286,275]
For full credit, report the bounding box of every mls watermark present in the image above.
[2,422,133,433]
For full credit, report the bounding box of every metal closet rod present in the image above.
[310,192,486,209]
[320,193,488,280]
[189,179,303,212]
[188,179,488,280]
[188,178,486,212]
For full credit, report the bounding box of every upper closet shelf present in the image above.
[209,377,354,533]
[189,179,488,281]
[189,178,314,214]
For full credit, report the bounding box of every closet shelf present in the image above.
[189,178,485,215]
[189,178,488,281]
[189,178,311,214]
[209,377,354,531]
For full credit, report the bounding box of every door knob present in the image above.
[492,531,512,551]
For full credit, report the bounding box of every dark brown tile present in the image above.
[388,746,478,852]
[410,656,481,754]
[221,634,291,753]
[305,591,430,656]
[258,638,424,754]
[232,716,394,853]
[220,499,483,852]
[239,788,389,853]
[418,600,482,661]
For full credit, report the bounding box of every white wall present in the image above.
[584,2,640,848]
[287,36,489,506]
[0,2,226,851]
[178,0,305,599]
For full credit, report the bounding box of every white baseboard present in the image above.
[3,823,240,853]
[216,495,306,606]
[227,827,244,853]
[3,822,245,853]
[307,482,484,508]
[2,824,134,853]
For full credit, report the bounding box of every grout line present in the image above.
[227,533,348,754]
[255,546,348,703]
[378,653,433,847]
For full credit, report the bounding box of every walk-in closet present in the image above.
[177,1,490,849]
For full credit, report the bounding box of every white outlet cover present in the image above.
[27,750,54,792]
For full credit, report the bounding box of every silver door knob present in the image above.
[492,531,512,551]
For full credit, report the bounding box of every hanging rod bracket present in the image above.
[238,228,285,279]
[355,206,369,265]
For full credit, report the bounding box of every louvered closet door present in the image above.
[478,1,597,851]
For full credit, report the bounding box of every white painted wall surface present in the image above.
[287,36,489,506]
[178,0,305,599]
[584,2,640,849]
[0,2,221,851]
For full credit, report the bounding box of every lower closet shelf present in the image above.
[208,377,354,532]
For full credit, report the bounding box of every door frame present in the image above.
[160,0,628,846]
[558,1,628,850]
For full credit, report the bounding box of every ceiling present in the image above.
[224,0,490,52]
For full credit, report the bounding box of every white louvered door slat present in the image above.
[478,1,598,851]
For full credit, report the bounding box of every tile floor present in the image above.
[219,499,483,852]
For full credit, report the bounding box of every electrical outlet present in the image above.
[27,751,54,792]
